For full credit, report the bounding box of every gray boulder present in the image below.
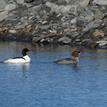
[54,0,90,7]
[96,40,107,48]
[16,0,24,4]
[5,3,16,11]
[46,2,78,15]
[79,0,90,7]
[0,0,6,11]
[83,19,103,32]
[0,11,8,22]
[58,36,71,44]
[93,0,107,5]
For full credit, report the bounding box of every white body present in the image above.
[4,55,31,64]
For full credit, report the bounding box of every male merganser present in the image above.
[3,48,31,64]
[55,49,80,64]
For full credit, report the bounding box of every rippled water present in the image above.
[0,42,107,107]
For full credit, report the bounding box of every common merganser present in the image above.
[3,48,31,64]
[55,49,80,64]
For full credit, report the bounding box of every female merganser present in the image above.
[3,48,31,64]
[55,49,80,64]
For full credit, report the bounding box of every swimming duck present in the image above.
[55,49,80,64]
[3,48,31,64]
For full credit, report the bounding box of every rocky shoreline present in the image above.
[0,0,107,48]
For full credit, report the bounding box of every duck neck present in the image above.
[22,51,27,56]
[23,55,31,62]
[71,56,79,63]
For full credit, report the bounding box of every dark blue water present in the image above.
[0,42,107,107]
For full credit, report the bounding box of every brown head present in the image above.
[71,49,80,58]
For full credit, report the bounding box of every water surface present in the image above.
[0,42,107,107]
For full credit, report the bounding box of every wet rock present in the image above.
[82,39,98,48]
[32,36,42,43]
[96,40,107,48]
[58,36,71,44]
[32,33,47,43]
[9,29,17,34]
[46,2,77,15]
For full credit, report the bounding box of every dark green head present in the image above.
[22,48,30,56]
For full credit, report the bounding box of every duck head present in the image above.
[71,49,81,63]
[71,49,80,57]
[22,48,30,56]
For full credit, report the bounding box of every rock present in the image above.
[32,4,42,12]
[92,7,104,20]
[32,34,54,44]
[96,40,107,48]
[40,38,53,44]
[9,29,17,34]
[82,39,98,48]
[0,0,6,10]
[19,17,28,26]
[83,19,103,32]
[0,0,107,48]
[93,30,104,38]
[64,27,78,32]
[77,17,86,27]
[79,0,90,7]
[0,11,8,22]
[58,36,71,44]
[70,18,77,24]
[81,8,94,22]
[15,23,27,29]
[46,2,77,15]
[5,3,16,11]
[77,6,104,27]
[70,32,80,38]
[96,40,107,46]
[16,0,24,4]
[56,0,67,5]
[0,27,8,33]
[93,0,107,5]
[69,5,78,15]
[32,36,42,42]
[52,0,90,7]
[42,21,48,24]
[32,33,47,42]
